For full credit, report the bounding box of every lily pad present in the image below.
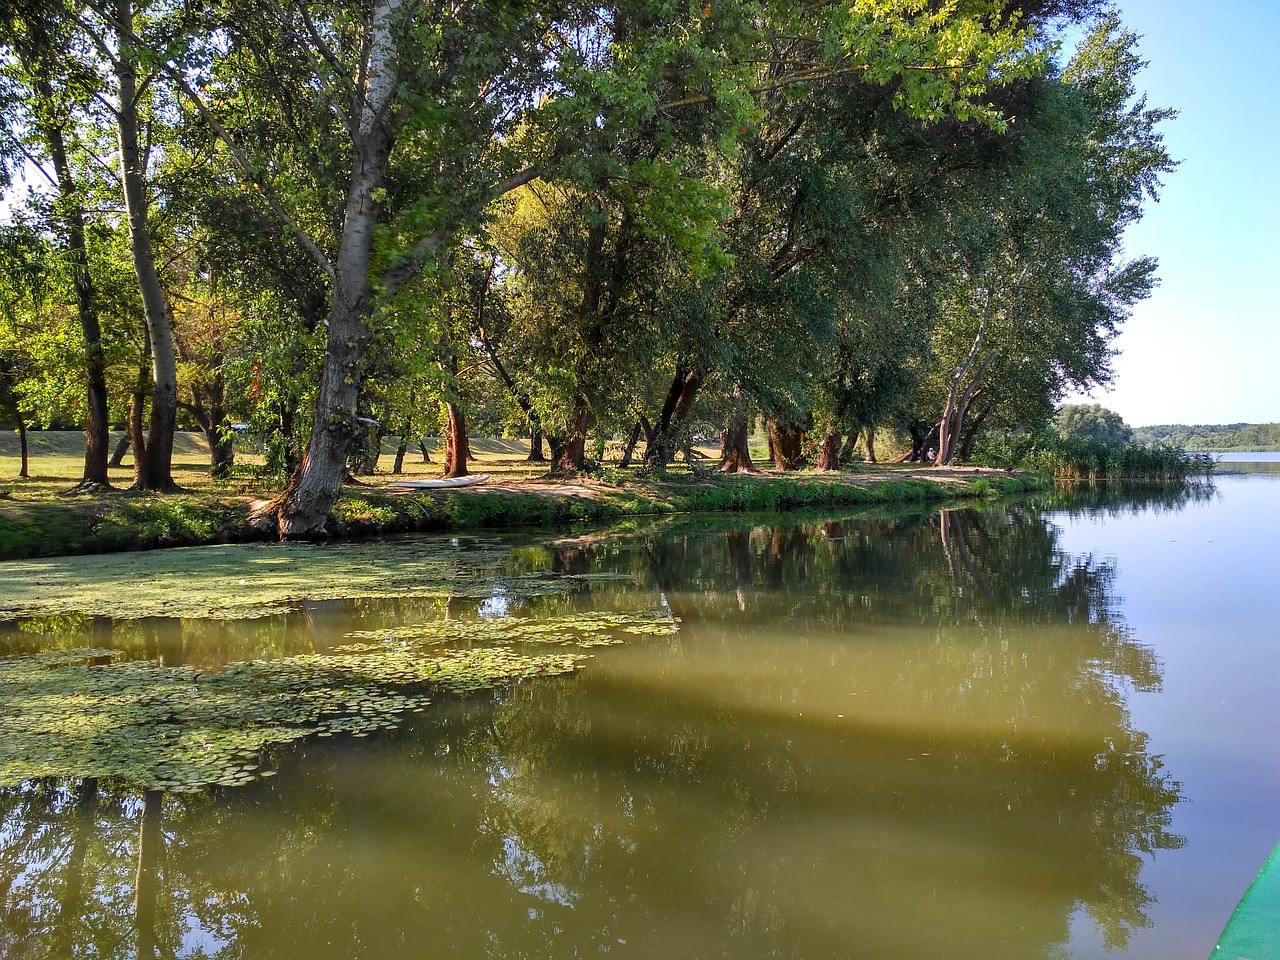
[340,610,680,649]
[0,643,583,792]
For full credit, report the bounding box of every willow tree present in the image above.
[929,14,1174,464]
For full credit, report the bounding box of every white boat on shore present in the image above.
[385,473,491,490]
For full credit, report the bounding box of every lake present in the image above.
[0,457,1277,959]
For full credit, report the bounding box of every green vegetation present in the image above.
[1,2,1174,540]
[1054,403,1134,446]
[974,430,1210,481]
[0,607,673,791]
[1132,422,1280,451]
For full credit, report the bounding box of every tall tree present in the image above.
[0,3,114,488]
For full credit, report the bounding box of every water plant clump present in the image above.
[341,610,681,649]
[0,643,585,792]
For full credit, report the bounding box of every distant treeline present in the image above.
[1132,423,1280,451]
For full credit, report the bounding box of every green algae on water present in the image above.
[341,610,681,649]
[0,608,680,791]
[0,538,611,621]
[0,643,583,792]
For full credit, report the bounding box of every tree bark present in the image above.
[183,377,235,479]
[645,368,702,468]
[419,439,432,463]
[768,419,806,471]
[550,397,591,474]
[441,401,470,478]
[277,0,401,537]
[838,429,860,466]
[37,77,111,489]
[127,361,148,485]
[277,292,374,536]
[17,420,28,478]
[717,410,756,473]
[116,0,179,491]
[816,429,841,471]
[956,407,990,462]
[864,430,877,464]
[526,428,546,462]
[110,433,131,468]
[618,420,644,469]
[392,440,408,474]
[936,291,992,467]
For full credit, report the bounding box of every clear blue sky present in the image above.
[1069,0,1280,426]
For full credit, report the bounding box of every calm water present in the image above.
[1,463,1278,959]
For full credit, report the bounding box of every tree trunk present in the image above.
[17,420,28,479]
[864,430,877,464]
[110,433,131,468]
[526,428,546,462]
[419,439,432,463]
[127,364,148,485]
[768,419,806,471]
[392,440,408,474]
[816,429,841,471]
[645,368,702,468]
[186,379,235,479]
[38,79,111,489]
[618,420,644,469]
[441,401,470,478]
[551,397,591,474]
[277,0,400,537]
[201,423,235,479]
[838,429,860,466]
[957,407,990,462]
[278,293,374,537]
[116,0,179,492]
[717,405,756,474]
[936,293,992,467]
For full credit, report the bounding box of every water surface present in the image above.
[0,472,1276,959]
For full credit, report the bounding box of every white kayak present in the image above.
[386,473,491,490]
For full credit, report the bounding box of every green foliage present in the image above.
[1131,422,1280,451]
[1054,403,1134,445]
[972,429,1210,481]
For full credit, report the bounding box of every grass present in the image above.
[0,430,1050,560]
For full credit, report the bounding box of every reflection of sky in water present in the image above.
[478,593,511,618]
[499,836,577,909]
[1055,471,1280,959]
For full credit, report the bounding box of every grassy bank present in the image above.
[0,431,1048,560]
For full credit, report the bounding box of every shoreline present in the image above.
[0,467,1049,561]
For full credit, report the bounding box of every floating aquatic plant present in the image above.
[0,644,583,792]
[341,610,680,649]
[0,539,631,622]
[0,609,680,792]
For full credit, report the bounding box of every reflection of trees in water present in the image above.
[1032,478,1217,519]
[0,506,1182,958]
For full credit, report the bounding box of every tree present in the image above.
[0,2,114,488]
[84,0,1049,530]
[1054,403,1133,445]
[925,15,1174,464]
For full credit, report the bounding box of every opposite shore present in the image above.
[0,458,1048,561]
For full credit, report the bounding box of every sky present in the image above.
[1065,0,1280,426]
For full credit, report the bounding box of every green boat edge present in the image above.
[1213,843,1280,959]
